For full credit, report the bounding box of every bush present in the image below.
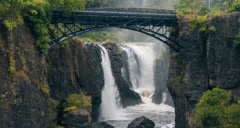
[195,88,240,128]
[226,104,240,127]
[63,93,91,112]
[233,31,240,48]
[41,84,50,96]
[209,26,217,33]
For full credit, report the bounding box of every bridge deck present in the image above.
[51,8,177,27]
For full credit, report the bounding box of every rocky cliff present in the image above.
[168,12,240,128]
[0,24,48,128]
[46,38,104,123]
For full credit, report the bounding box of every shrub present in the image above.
[48,98,60,109]
[226,104,240,127]
[8,56,16,75]
[174,0,203,15]
[195,88,240,128]
[209,26,217,33]
[41,84,50,96]
[63,93,91,112]
[233,31,240,48]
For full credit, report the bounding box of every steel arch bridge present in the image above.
[48,8,181,51]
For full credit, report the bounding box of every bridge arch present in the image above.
[48,8,181,51]
[48,25,180,51]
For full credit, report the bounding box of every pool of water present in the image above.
[104,103,175,128]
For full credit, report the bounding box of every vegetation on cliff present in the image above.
[195,88,240,128]
[175,0,240,47]
[63,93,91,112]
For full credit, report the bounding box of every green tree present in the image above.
[226,104,240,127]
[195,88,230,127]
[48,0,86,11]
[0,0,25,30]
[195,88,240,128]
[174,0,203,15]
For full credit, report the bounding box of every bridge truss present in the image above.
[48,8,181,51]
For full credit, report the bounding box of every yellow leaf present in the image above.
[31,10,38,15]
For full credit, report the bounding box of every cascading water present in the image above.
[125,43,155,92]
[98,45,123,121]
[104,43,175,128]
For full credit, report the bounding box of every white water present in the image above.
[122,44,155,92]
[98,45,123,121]
[99,43,174,127]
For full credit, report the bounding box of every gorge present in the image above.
[1,9,240,128]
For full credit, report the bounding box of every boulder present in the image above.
[63,108,91,128]
[91,122,114,128]
[128,116,155,128]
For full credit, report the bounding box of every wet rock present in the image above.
[152,46,174,106]
[127,116,155,128]
[63,108,91,128]
[91,122,114,128]
[103,43,141,108]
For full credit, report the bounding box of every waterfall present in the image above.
[102,43,175,128]
[98,45,123,121]
[121,46,141,90]
[122,44,155,92]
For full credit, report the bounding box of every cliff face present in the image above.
[0,22,104,127]
[0,24,48,128]
[168,13,240,128]
[46,39,104,123]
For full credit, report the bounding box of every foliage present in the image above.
[16,70,30,82]
[48,98,62,128]
[155,54,164,61]
[23,0,51,53]
[195,88,230,127]
[8,56,16,75]
[80,30,124,43]
[174,0,240,35]
[41,84,50,96]
[198,6,208,16]
[48,98,60,109]
[224,0,240,12]
[62,93,91,112]
[209,5,225,17]
[117,43,123,52]
[233,31,240,48]
[209,26,217,33]
[195,88,240,128]
[48,0,85,11]
[0,0,24,30]
[0,0,86,53]
[85,0,132,8]
[188,15,208,33]
[64,106,77,112]
[174,0,203,15]
[226,104,240,127]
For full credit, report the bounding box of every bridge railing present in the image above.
[85,7,176,14]
[51,7,177,24]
